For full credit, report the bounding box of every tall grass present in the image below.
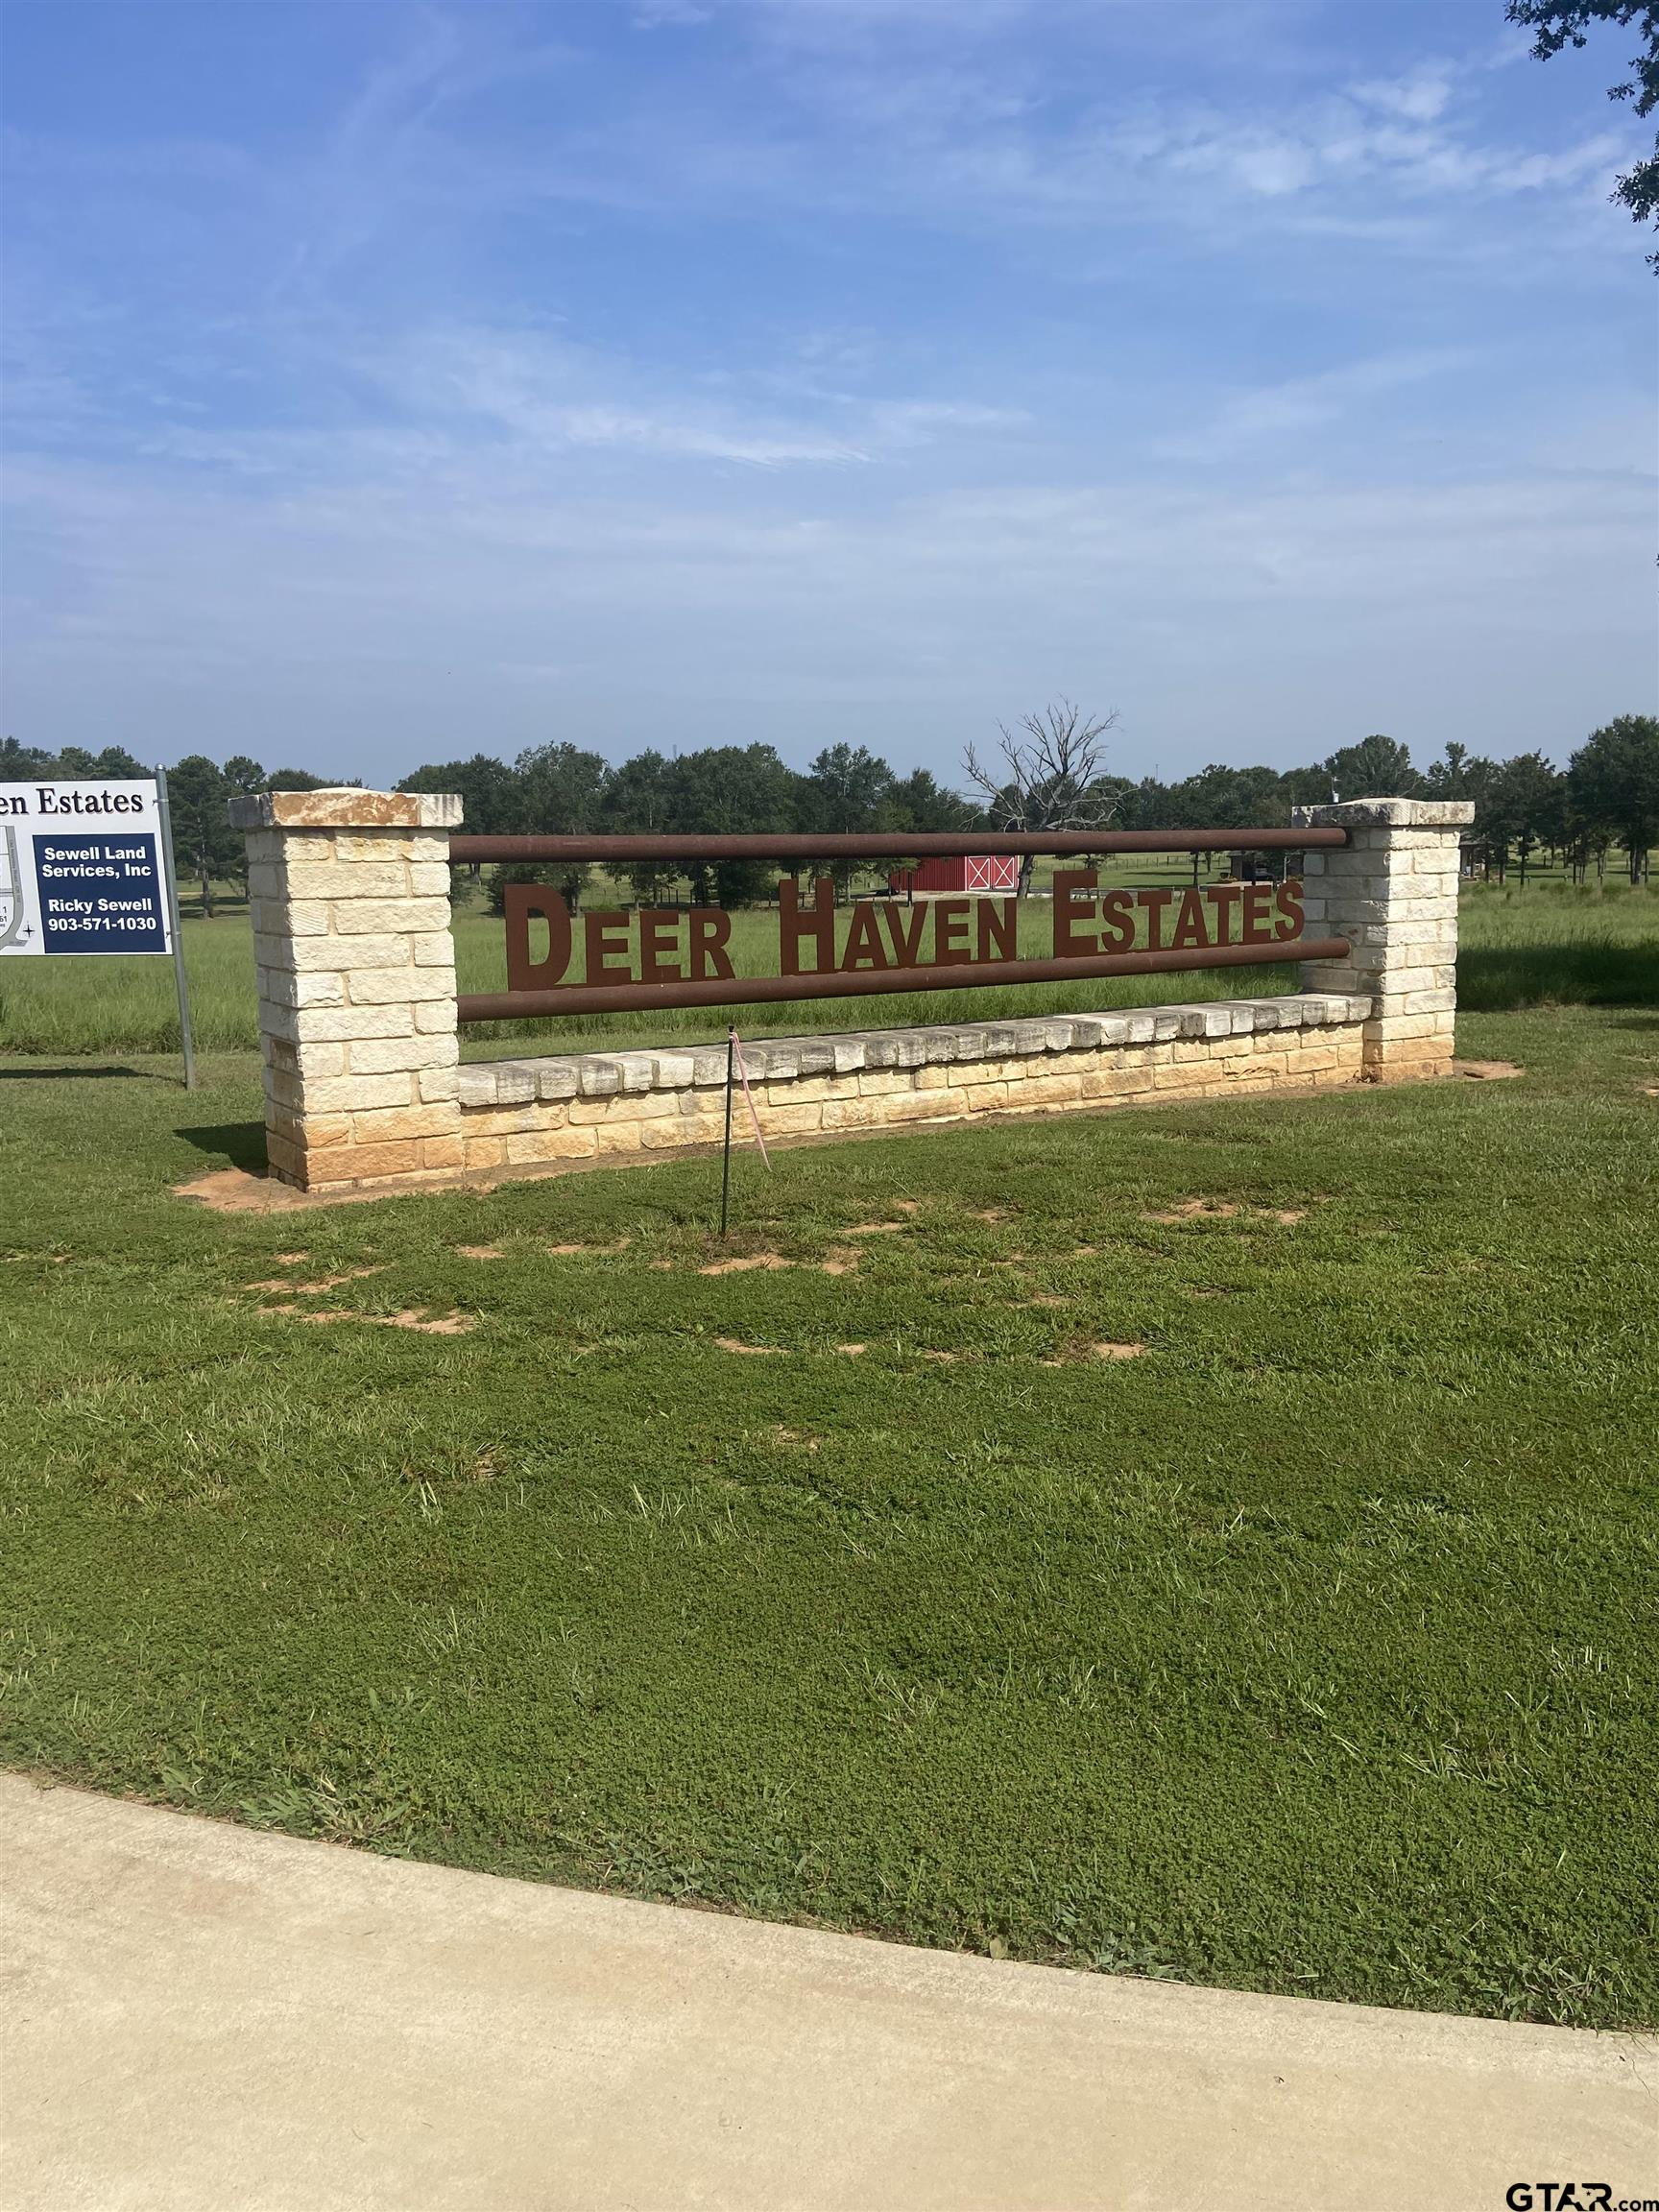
[3,877,1654,1059]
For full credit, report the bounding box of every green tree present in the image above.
[602,749,682,905]
[1489,752,1565,884]
[513,742,613,909]
[800,744,898,895]
[668,744,802,906]
[164,756,236,916]
[889,767,978,835]
[1,739,151,781]
[398,754,519,834]
[1508,0,1659,266]
[1322,734,1423,802]
[1568,714,1659,881]
[1424,741,1473,798]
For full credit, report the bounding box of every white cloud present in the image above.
[5,438,1650,775]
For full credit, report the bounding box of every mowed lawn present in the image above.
[2,946,1656,2029]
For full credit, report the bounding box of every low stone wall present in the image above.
[452,992,1373,1177]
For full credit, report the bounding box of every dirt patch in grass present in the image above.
[1142,1199,1309,1226]
[258,1304,474,1335]
[548,1238,631,1257]
[1042,1339,1146,1366]
[714,1336,787,1356]
[1452,1060,1524,1081]
[454,1245,505,1261]
[247,1264,386,1295]
[700,1253,793,1277]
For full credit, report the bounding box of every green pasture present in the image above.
[1,884,1655,2029]
[2,876,1655,1061]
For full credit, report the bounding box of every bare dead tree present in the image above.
[963,699,1120,891]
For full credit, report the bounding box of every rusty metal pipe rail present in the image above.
[457,934,1349,1023]
[448,828,1343,864]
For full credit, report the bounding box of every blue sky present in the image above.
[2,0,1653,787]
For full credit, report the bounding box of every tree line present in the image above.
[401,716,1659,898]
[3,714,1654,914]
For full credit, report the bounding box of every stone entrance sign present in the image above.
[230,789,1473,1195]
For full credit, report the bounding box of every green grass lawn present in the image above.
[3,963,1656,2024]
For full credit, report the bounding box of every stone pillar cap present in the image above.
[228,789,463,830]
[1291,796,1476,829]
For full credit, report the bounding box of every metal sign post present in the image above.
[719,1028,735,1238]
[153,766,197,1090]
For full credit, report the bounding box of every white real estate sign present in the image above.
[0,781,175,956]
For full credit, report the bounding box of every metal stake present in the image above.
[719,1027,735,1238]
[154,765,197,1090]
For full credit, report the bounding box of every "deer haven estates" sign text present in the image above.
[506,873,1307,993]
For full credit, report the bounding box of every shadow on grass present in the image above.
[0,1064,154,1081]
[1458,942,1659,1013]
[178,1121,269,1174]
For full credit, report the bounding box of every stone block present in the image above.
[650,1053,699,1088]
[347,1033,457,1075]
[506,1126,600,1164]
[278,861,409,902]
[344,967,457,1004]
[639,1118,704,1149]
[348,1102,462,1143]
[593,1121,645,1155]
[252,898,331,938]
[301,1072,418,1114]
[412,931,459,969]
[293,1004,415,1044]
[612,1053,659,1094]
[415,1000,459,1033]
[963,1081,1012,1114]
[820,1097,879,1130]
[754,1102,825,1136]
[291,1114,352,1151]
[270,931,409,974]
[229,790,461,832]
[331,897,452,936]
[1079,1067,1154,1100]
[319,1141,425,1184]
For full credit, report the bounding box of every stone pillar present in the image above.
[228,788,465,1190]
[1292,796,1474,1082]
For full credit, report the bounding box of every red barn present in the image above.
[888,855,1020,896]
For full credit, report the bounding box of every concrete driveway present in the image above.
[2,1772,1652,2211]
